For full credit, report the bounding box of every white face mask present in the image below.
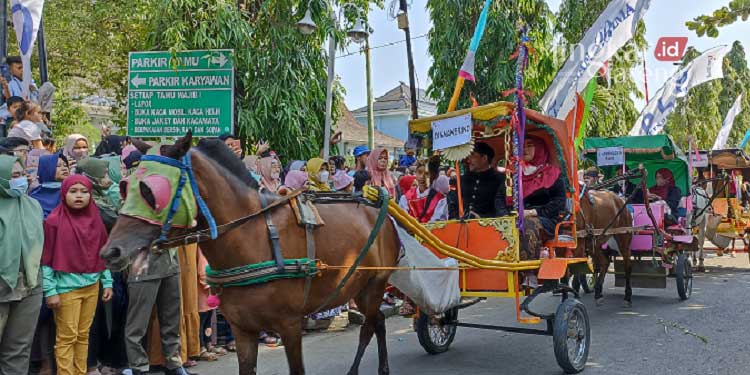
[271,171,280,180]
[523,165,538,176]
[318,171,330,183]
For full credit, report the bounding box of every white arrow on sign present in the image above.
[131,75,146,88]
[211,53,228,68]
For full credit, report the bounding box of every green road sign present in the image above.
[127,49,234,138]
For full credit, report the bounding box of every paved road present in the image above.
[190,254,750,374]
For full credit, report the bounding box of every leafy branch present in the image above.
[685,0,750,37]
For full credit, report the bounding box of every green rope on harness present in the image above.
[313,186,391,313]
[206,258,318,288]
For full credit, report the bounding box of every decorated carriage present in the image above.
[697,148,750,256]
[364,98,594,374]
[582,135,697,300]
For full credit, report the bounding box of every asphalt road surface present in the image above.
[189,253,750,375]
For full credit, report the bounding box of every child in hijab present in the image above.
[42,175,113,375]
[279,170,308,194]
[29,154,70,218]
[0,155,45,374]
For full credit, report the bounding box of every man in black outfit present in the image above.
[449,142,508,219]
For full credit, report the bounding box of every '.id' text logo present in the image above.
[654,37,688,62]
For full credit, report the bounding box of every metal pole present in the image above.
[0,0,7,63]
[398,0,418,120]
[323,35,336,160]
[38,18,48,83]
[365,37,374,149]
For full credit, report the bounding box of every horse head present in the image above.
[100,132,194,274]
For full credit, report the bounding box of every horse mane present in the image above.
[195,138,259,190]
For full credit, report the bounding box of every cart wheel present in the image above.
[553,299,590,374]
[675,252,693,300]
[571,274,594,294]
[415,308,457,355]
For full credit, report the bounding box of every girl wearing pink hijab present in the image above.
[366,148,395,196]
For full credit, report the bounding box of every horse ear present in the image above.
[164,131,193,159]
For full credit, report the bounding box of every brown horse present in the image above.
[100,134,401,375]
[576,189,634,307]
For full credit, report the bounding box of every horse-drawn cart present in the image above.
[582,135,697,300]
[376,100,593,374]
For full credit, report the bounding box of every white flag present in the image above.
[10,0,44,99]
[630,45,730,136]
[539,0,651,119]
[713,93,743,150]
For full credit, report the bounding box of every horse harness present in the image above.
[135,151,390,312]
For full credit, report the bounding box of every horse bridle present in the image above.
[130,151,301,255]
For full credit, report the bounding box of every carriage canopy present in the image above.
[583,135,690,197]
[409,101,577,192]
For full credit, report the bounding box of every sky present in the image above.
[336,0,750,114]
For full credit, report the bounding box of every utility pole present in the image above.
[365,36,374,149]
[398,0,418,120]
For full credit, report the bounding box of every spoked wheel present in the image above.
[675,252,693,300]
[570,273,594,294]
[553,299,590,374]
[415,307,458,354]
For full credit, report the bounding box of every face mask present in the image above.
[318,171,329,183]
[8,176,29,197]
[523,165,538,176]
[271,171,280,180]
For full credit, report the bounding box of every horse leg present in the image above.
[594,249,607,306]
[276,317,305,375]
[234,328,260,375]
[348,278,390,375]
[617,234,633,308]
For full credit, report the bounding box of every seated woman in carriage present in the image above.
[520,135,567,279]
[632,168,682,226]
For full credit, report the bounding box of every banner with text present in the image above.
[432,114,473,151]
[630,45,730,136]
[127,49,234,137]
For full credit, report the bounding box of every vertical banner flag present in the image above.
[458,0,492,82]
[11,0,44,99]
[713,93,743,150]
[539,0,651,120]
[630,45,730,135]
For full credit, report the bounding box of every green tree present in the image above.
[686,0,750,38]
[426,0,557,113]
[556,0,647,137]
[144,0,374,161]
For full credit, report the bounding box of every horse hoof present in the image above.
[595,298,604,307]
[622,300,632,309]
[379,368,390,375]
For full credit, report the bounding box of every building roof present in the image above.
[352,82,437,116]
[337,103,403,149]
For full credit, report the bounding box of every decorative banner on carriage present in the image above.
[690,152,709,168]
[713,93,743,150]
[740,129,750,149]
[630,45,730,136]
[596,146,624,167]
[539,0,651,120]
[432,114,472,151]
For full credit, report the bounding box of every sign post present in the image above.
[127,49,234,138]
[596,146,625,167]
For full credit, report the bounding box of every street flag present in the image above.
[539,0,651,119]
[630,45,730,135]
[458,0,492,82]
[10,0,44,99]
[739,130,750,149]
[574,79,597,149]
[713,93,743,150]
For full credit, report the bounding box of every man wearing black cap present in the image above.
[449,142,508,219]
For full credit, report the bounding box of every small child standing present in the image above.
[42,175,112,375]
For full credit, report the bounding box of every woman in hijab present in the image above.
[42,175,113,375]
[283,170,308,191]
[94,135,125,157]
[520,136,567,287]
[366,148,395,196]
[397,175,417,211]
[0,155,45,374]
[633,168,681,225]
[62,134,89,170]
[29,154,70,218]
[258,156,282,193]
[306,158,332,192]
